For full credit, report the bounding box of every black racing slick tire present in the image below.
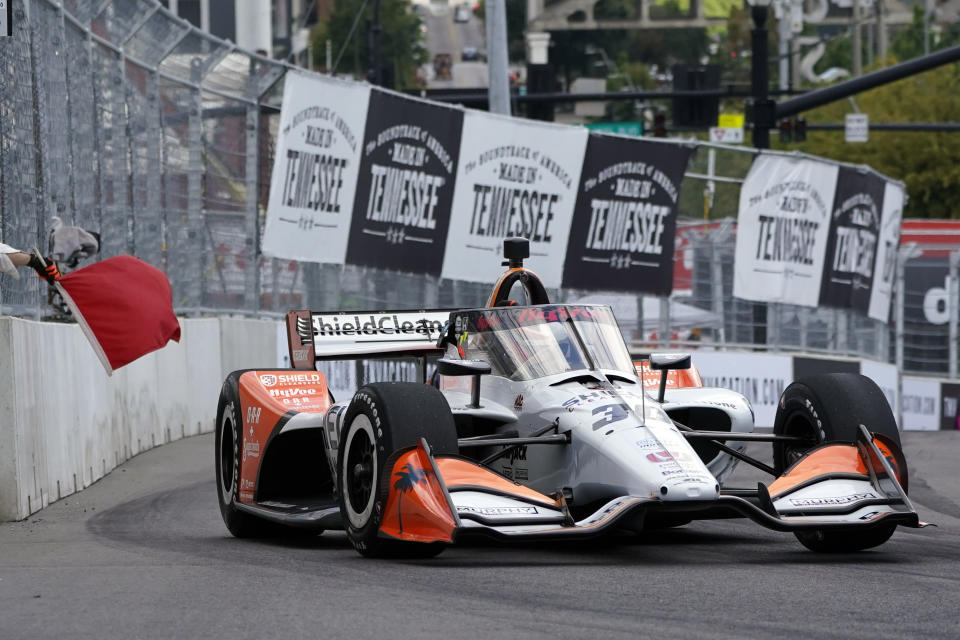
[337,382,458,559]
[215,372,278,538]
[772,373,903,553]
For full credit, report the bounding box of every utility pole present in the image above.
[371,0,383,86]
[876,2,887,64]
[486,0,511,115]
[852,0,862,76]
[778,1,791,91]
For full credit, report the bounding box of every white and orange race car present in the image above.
[215,238,925,558]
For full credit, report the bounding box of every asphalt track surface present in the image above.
[3,432,960,639]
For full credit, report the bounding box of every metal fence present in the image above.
[1,0,958,378]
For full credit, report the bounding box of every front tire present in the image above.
[337,382,458,558]
[773,373,903,552]
[215,373,274,537]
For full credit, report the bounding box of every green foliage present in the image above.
[311,0,427,89]
[794,64,960,219]
[891,5,960,61]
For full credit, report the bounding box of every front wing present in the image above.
[379,426,924,544]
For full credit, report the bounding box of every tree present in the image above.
[392,462,427,534]
[788,64,960,219]
[311,0,427,89]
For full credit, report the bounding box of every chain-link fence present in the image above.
[2,0,958,378]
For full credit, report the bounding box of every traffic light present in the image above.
[779,119,792,143]
[795,117,806,142]
[653,112,667,137]
[778,118,807,144]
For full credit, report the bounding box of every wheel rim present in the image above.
[781,413,819,470]
[219,406,236,504]
[342,415,377,529]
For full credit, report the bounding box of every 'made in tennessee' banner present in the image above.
[262,73,370,263]
[733,155,837,307]
[867,181,904,322]
[345,90,463,275]
[819,166,886,315]
[441,111,588,288]
[561,135,693,294]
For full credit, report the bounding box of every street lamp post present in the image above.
[748,0,774,149]
[747,0,774,347]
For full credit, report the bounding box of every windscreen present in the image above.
[452,305,634,381]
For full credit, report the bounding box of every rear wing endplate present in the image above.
[286,309,452,369]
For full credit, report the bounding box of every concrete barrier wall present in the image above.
[1,314,949,521]
[0,316,279,521]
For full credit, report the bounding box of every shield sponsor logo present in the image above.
[260,374,278,387]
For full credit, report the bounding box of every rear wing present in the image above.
[285,309,452,369]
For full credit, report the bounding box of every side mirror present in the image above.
[649,353,691,403]
[436,358,491,408]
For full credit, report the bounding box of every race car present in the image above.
[215,238,925,558]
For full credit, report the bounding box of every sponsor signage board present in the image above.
[561,135,692,294]
[442,111,588,288]
[734,154,901,322]
[941,382,960,431]
[901,376,941,431]
[733,155,837,307]
[345,89,463,275]
[867,182,903,322]
[858,359,899,421]
[262,72,370,264]
[819,166,886,315]
[693,351,792,428]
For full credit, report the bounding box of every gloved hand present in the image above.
[27,254,61,284]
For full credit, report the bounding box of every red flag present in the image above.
[55,256,181,375]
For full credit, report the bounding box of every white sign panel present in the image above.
[901,376,941,431]
[441,111,588,288]
[867,181,904,321]
[709,127,744,144]
[859,359,899,422]
[1,0,10,37]
[845,113,869,143]
[733,155,838,306]
[693,351,793,428]
[262,72,370,263]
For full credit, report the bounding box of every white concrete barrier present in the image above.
[0,316,280,521]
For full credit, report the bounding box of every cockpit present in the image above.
[447,305,636,382]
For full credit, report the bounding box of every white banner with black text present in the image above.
[262,73,370,263]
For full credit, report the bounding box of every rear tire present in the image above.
[337,382,458,558]
[772,373,902,552]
